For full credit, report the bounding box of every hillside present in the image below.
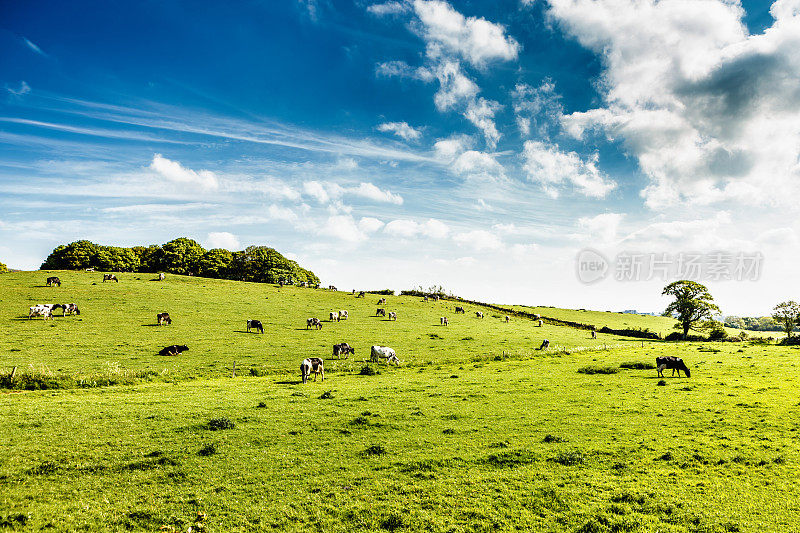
[1,271,798,532]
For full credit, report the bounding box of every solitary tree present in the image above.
[771,301,800,339]
[662,280,721,338]
[0,261,8,273]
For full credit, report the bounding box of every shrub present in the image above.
[319,390,334,399]
[577,365,619,375]
[619,361,655,370]
[362,445,386,456]
[359,365,377,376]
[206,417,235,430]
[484,450,537,468]
[198,443,218,457]
[543,434,565,443]
[551,451,584,466]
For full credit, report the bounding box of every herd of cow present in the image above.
[29,275,691,382]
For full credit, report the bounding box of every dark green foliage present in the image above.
[577,365,619,375]
[319,390,334,399]
[0,513,29,527]
[543,434,565,443]
[657,380,667,386]
[359,365,377,376]
[39,239,319,285]
[550,451,584,466]
[198,443,218,457]
[619,361,655,370]
[362,445,386,456]
[483,450,536,468]
[0,261,9,273]
[207,417,235,430]
[380,513,405,531]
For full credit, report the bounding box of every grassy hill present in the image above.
[1,271,798,532]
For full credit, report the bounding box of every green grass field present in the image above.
[1,271,799,532]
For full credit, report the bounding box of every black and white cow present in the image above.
[28,304,54,320]
[440,316,448,326]
[377,298,386,305]
[159,345,189,356]
[157,312,171,325]
[475,311,484,318]
[591,330,597,339]
[307,317,322,330]
[103,274,118,283]
[338,310,348,320]
[301,357,325,383]
[330,311,340,322]
[388,311,397,321]
[538,339,550,350]
[370,345,399,365]
[455,306,465,314]
[247,319,264,333]
[376,308,386,317]
[333,343,355,359]
[656,356,691,378]
[46,277,61,287]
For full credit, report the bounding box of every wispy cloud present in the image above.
[5,81,31,97]
[377,121,422,142]
[23,38,47,57]
[150,154,219,190]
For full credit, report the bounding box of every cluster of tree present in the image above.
[723,316,782,332]
[0,261,8,273]
[39,239,320,285]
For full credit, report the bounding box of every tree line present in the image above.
[39,238,320,286]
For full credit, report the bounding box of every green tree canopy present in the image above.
[0,261,8,273]
[161,238,205,275]
[198,248,233,278]
[771,301,800,338]
[662,280,721,338]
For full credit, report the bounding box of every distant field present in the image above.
[1,271,798,532]
[510,304,775,339]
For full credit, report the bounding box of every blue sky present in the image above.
[2,0,799,314]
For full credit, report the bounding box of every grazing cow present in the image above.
[538,319,543,327]
[61,303,80,316]
[301,357,325,383]
[431,295,440,301]
[656,356,691,378]
[247,319,264,334]
[157,312,172,326]
[505,315,510,323]
[388,311,397,321]
[306,317,322,330]
[333,342,355,359]
[338,310,348,320]
[357,291,365,298]
[370,345,399,365]
[328,285,338,291]
[46,276,61,287]
[377,298,386,305]
[533,314,541,320]
[376,308,386,317]
[330,311,340,322]
[158,345,189,356]
[158,273,165,281]
[440,316,448,326]
[28,305,54,320]
[475,311,484,319]
[538,339,550,350]
[85,268,96,272]
[591,330,597,339]
[423,296,429,302]
[103,274,118,283]
[455,306,465,314]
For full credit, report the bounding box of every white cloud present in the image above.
[206,231,240,250]
[321,215,367,242]
[384,218,450,238]
[452,150,506,181]
[412,0,520,68]
[351,182,404,205]
[377,121,422,142]
[512,80,562,138]
[303,180,334,203]
[267,204,298,222]
[6,81,31,97]
[577,212,625,243]
[464,97,502,148]
[432,60,480,111]
[433,134,474,161]
[521,141,615,198]
[358,217,385,233]
[375,60,435,82]
[23,38,46,56]
[150,154,219,190]
[453,229,503,250]
[550,0,800,209]
[367,1,409,16]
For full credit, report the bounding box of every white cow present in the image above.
[300,358,325,383]
[538,319,543,327]
[158,273,165,281]
[330,311,340,322]
[505,315,510,323]
[475,311,484,318]
[388,311,397,321]
[28,305,54,320]
[370,345,399,365]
